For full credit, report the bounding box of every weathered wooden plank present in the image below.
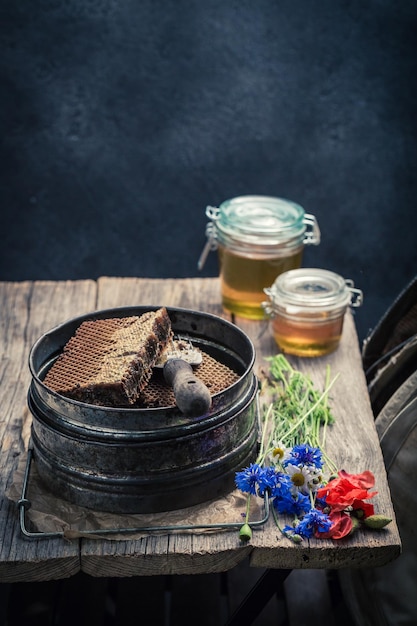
[238,311,401,570]
[80,522,253,578]
[0,280,97,582]
[0,277,401,585]
[80,277,252,577]
[96,275,224,315]
[78,278,400,577]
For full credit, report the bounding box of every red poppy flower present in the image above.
[351,498,375,519]
[317,470,378,513]
[315,511,353,539]
[338,469,376,489]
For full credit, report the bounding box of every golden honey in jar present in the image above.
[198,195,320,319]
[263,268,363,357]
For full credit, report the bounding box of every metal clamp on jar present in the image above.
[262,268,363,357]
[198,195,321,320]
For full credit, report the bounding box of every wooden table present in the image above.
[0,277,401,602]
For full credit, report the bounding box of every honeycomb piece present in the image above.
[43,308,172,406]
[139,350,240,408]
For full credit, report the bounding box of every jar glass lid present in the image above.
[264,268,361,311]
[215,195,306,240]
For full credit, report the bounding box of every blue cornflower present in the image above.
[256,465,279,497]
[315,494,329,511]
[273,490,311,517]
[282,524,303,544]
[294,508,332,539]
[268,471,292,497]
[283,444,323,469]
[235,463,264,495]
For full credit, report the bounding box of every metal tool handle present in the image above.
[163,359,212,417]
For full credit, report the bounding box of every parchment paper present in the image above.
[7,452,263,541]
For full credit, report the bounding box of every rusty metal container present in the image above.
[28,306,258,514]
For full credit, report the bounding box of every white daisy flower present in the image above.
[269,441,291,466]
[285,463,322,496]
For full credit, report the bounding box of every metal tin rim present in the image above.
[28,305,256,429]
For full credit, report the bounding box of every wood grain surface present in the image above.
[0,278,401,583]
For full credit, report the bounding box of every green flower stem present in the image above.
[245,493,251,524]
[261,356,340,474]
[238,355,340,545]
[239,494,254,542]
[321,449,338,476]
[256,403,273,464]
[274,378,338,444]
[271,499,284,533]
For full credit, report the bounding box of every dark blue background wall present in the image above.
[1,1,416,344]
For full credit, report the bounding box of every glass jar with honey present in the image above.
[262,268,363,357]
[198,195,321,319]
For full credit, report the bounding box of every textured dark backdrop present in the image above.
[1,0,416,343]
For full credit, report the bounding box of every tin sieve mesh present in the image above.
[138,350,240,408]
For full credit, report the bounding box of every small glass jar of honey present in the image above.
[198,195,320,319]
[262,268,363,357]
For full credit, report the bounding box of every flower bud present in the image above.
[363,514,392,529]
[349,517,361,535]
[239,523,252,542]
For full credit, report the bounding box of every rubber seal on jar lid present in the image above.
[264,268,360,312]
